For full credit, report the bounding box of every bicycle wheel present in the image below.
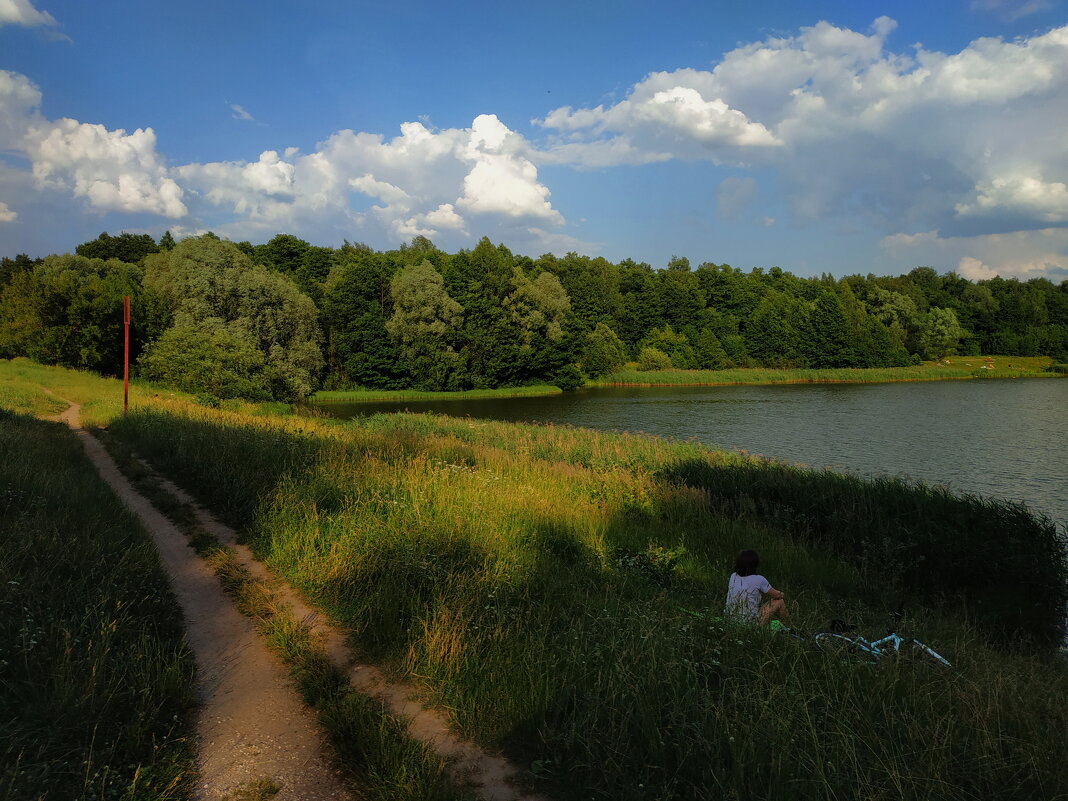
[814,632,877,663]
[905,639,952,668]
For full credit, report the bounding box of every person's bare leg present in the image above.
[760,598,787,626]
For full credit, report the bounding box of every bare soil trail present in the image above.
[50,397,352,801]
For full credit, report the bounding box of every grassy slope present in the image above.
[593,355,1058,387]
[0,403,195,799]
[7,360,1068,801]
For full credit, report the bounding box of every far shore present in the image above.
[591,360,1059,389]
[310,356,1061,403]
[310,384,563,403]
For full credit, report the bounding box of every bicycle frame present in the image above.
[869,633,952,667]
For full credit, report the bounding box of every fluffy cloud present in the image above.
[880,228,1068,280]
[3,70,566,248]
[175,113,564,247]
[534,20,1068,243]
[536,74,780,166]
[1,70,186,218]
[28,119,186,217]
[0,201,16,222]
[0,0,57,28]
[176,149,297,222]
[955,175,1068,223]
[0,70,42,149]
[457,116,561,223]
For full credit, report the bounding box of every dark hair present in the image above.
[734,549,759,577]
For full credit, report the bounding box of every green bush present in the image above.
[139,321,271,400]
[579,322,627,378]
[637,347,672,371]
[550,364,585,392]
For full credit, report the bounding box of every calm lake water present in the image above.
[313,378,1068,530]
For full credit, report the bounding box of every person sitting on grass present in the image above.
[724,549,788,627]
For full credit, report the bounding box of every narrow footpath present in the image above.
[52,392,549,801]
[55,399,352,801]
[151,470,549,801]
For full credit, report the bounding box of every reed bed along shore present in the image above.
[5,360,1067,800]
[592,357,1058,388]
[0,406,195,800]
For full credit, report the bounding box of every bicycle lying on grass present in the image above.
[813,611,952,668]
[678,607,952,668]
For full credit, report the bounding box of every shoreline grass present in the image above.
[0,408,195,801]
[592,356,1059,388]
[311,384,562,404]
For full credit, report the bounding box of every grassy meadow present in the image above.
[5,359,1068,801]
[0,398,195,799]
[593,355,1059,388]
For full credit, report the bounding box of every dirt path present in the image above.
[147,449,549,801]
[53,399,352,801]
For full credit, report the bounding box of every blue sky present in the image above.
[2,0,1067,281]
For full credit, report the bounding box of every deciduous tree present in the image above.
[386,260,464,390]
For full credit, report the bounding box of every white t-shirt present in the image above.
[724,573,772,622]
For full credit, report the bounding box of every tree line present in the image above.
[1,230,1065,401]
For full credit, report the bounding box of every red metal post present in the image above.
[123,295,130,414]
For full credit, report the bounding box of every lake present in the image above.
[312,378,1068,530]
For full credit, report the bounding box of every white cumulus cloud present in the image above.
[955,174,1068,223]
[0,0,56,27]
[27,119,186,218]
[172,113,564,247]
[880,228,1068,280]
[1,70,186,218]
[0,201,16,222]
[533,19,1068,243]
[0,70,43,150]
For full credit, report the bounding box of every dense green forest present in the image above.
[2,230,1066,400]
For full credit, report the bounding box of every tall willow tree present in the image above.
[505,268,575,381]
[386,260,464,390]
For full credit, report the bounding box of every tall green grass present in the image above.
[0,410,195,801]
[94,430,475,801]
[106,400,1068,801]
